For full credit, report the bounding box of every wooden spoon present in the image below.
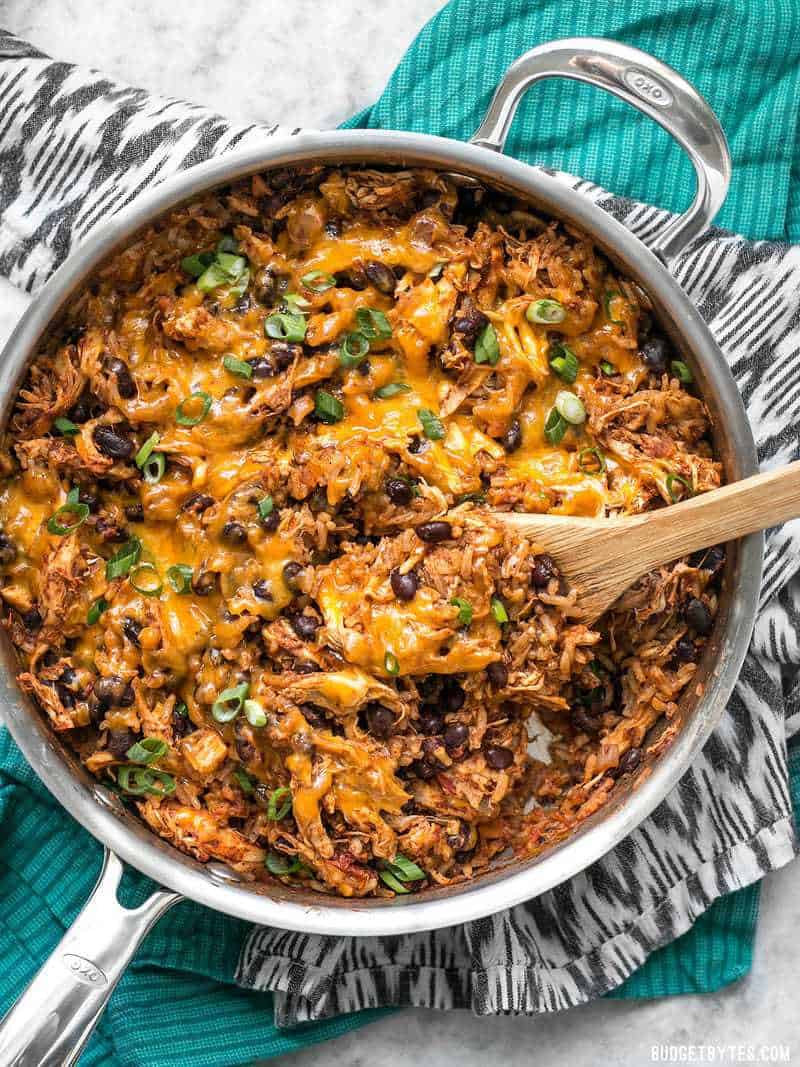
[492,461,800,622]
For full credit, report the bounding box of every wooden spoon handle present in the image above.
[623,460,800,574]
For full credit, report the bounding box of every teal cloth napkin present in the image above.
[3,0,800,1062]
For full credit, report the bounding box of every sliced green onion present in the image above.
[106,537,141,580]
[175,701,189,718]
[267,786,292,821]
[213,252,248,281]
[212,682,250,723]
[474,323,500,366]
[301,269,336,292]
[671,360,693,384]
[450,597,473,627]
[600,360,617,376]
[491,596,509,624]
[314,390,345,424]
[666,473,693,503]
[265,852,301,876]
[355,307,392,340]
[175,391,212,426]
[257,495,274,520]
[578,447,606,475]
[129,562,163,597]
[167,564,193,594]
[234,767,254,794]
[555,390,586,425]
[544,407,568,445]
[385,852,425,881]
[604,290,625,325]
[339,332,370,368]
[374,382,411,399]
[135,431,160,469]
[87,597,108,625]
[378,868,410,894]
[216,235,239,254]
[117,765,176,797]
[526,298,565,325]
[126,737,168,764]
[196,262,231,292]
[228,267,250,299]
[142,451,165,485]
[418,408,445,441]
[455,490,486,505]
[265,312,307,343]
[384,650,400,676]
[47,494,90,536]
[223,355,253,379]
[244,698,267,727]
[549,343,579,383]
[180,252,215,278]
[281,292,312,313]
[54,416,79,436]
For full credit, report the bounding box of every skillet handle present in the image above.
[0,849,181,1067]
[471,36,731,264]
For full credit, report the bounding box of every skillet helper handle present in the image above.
[471,36,731,264]
[0,850,181,1067]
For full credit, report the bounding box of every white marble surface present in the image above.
[0,1,797,1063]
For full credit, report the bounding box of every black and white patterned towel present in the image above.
[1,30,799,1024]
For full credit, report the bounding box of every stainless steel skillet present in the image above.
[0,37,761,1066]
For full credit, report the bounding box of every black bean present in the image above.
[254,267,278,305]
[407,435,426,455]
[484,745,514,770]
[122,617,142,645]
[192,571,218,597]
[531,553,558,589]
[337,265,367,291]
[247,357,274,380]
[294,661,321,674]
[419,709,444,735]
[453,305,487,344]
[172,706,195,738]
[95,517,127,542]
[93,425,135,461]
[364,260,396,294]
[325,220,341,239]
[366,704,395,740]
[253,579,273,601]
[0,533,16,566]
[416,521,452,543]
[674,635,697,663]
[357,358,372,377]
[685,597,713,635]
[260,509,280,532]
[94,675,129,708]
[124,503,144,523]
[21,608,41,631]
[442,681,465,713]
[107,729,138,757]
[640,337,669,373]
[283,561,304,589]
[232,294,252,314]
[618,747,642,775]
[181,493,215,516]
[414,759,439,781]
[291,613,320,641]
[386,478,413,506]
[444,723,469,751]
[487,660,509,688]
[69,392,99,424]
[59,666,78,689]
[301,702,328,728]
[501,419,523,453]
[105,357,136,399]
[390,568,418,601]
[221,521,248,546]
[120,685,135,707]
[270,341,301,372]
[57,685,75,708]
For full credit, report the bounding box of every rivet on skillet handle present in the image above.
[0,849,181,1067]
[470,37,731,265]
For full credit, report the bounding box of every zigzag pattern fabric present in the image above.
[0,28,797,1024]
